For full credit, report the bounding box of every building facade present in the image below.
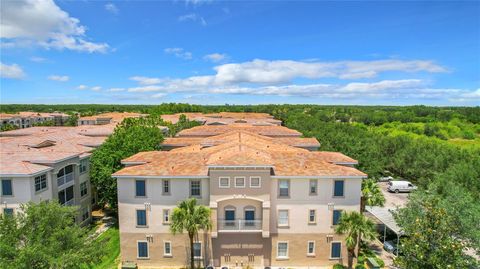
[0,112,70,129]
[114,123,366,268]
[0,124,115,223]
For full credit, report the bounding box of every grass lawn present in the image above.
[92,226,120,269]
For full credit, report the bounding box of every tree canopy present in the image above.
[0,201,105,269]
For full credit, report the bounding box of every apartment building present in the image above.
[78,112,148,125]
[0,112,70,129]
[161,112,282,126]
[114,122,366,268]
[0,124,115,223]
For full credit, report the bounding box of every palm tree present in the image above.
[335,211,377,269]
[361,178,385,212]
[170,198,212,269]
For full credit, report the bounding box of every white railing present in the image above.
[57,172,74,187]
[63,199,75,206]
[218,219,262,231]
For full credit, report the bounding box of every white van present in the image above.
[388,181,417,193]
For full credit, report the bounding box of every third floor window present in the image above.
[135,180,146,197]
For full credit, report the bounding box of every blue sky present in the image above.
[1,0,479,105]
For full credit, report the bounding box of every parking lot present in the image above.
[377,182,410,208]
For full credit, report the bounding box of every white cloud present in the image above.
[178,13,207,26]
[164,47,193,60]
[77,84,88,90]
[127,85,164,92]
[151,93,167,98]
[184,0,212,6]
[130,76,163,85]
[204,53,228,63]
[91,86,102,91]
[104,3,119,14]
[30,56,47,63]
[107,88,125,92]
[1,0,109,53]
[0,62,25,79]
[48,75,69,82]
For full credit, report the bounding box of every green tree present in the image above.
[89,117,164,211]
[170,198,212,269]
[0,201,104,269]
[65,114,79,126]
[335,211,377,269]
[0,123,18,132]
[393,194,479,269]
[361,178,385,212]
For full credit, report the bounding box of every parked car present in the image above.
[378,176,394,182]
[387,180,417,193]
[383,240,398,254]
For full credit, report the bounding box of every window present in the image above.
[309,209,316,223]
[331,242,342,259]
[234,177,245,188]
[278,210,289,226]
[250,177,261,188]
[164,241,172,256]
[136,209,147,226]
[79,159,88,174]
[193,242,202,258]
[58,185,74,205]
[333,210,342,225]
[80,182,88,197]
[137,241,149,258]
[307,241,315,256]
[81,206,89,222]
[219,177,230,188]
[163,209,170,224]
[35,174,47,192]
[334,180,344,197]
[1,179,13,196]
[278,180,289,197]
[57,165,74,187]
[309,180,317,195]
[162,180,170,194]
[190,180,201,197]
[3,208,13,216]
[277,242,289,258]
[135,180,146,197]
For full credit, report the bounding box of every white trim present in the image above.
[115,175,208,179]
[162,209,171,224]
[276,241,289,259]
[121,161,147,165]
[277,209,289,227]
[272,175,366,179]
[218,177,230,188]
[307,240,316,256]
[249,176,261,188]
[308,209,316,224]
[137,240,150,259]
[163,241,172,257]
[234,176,246,188]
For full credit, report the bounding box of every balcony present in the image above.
[218,219,262,232]
[57,172,74,187]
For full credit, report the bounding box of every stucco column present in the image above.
[262,201,270,238]
[210,201,218,238]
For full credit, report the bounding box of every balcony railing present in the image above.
[63,199,75,206]
[57,172,74,187]
[218,219,262,231]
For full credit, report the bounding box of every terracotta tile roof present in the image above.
[79,112,147,123]
[176,124,301,137]
[0,125,114,176]
[114,131,365,178]
[161,112,281,125]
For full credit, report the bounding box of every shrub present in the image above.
[333,264,346,269]
[355,264,366,269]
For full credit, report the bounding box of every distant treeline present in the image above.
[1,103,479,124]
